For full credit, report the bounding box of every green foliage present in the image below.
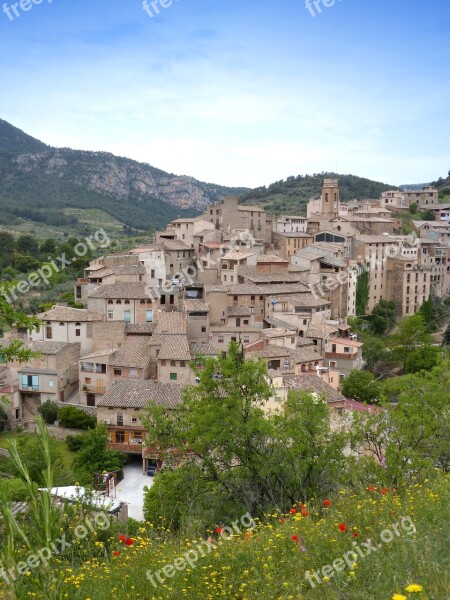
[37,400,59,425]
[143,343,348,530]
[404,344,443,374]
[355,270,369,316]
[352,360,450,486]
[72,426,125,484]
[12,434,74,486]
[0,476,32,502]
[65,434,84,452]
[443,323,450,346]
[368,299,397,335]
[0,404,7,432]
[57,406,96,430]
[388,314,432,371]
[0,285,42,362]
[409,202,418,214]
[341,370,382,404]
[360,334,390,372]
[241,171,396,215]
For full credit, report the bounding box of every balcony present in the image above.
[83,385,106,394]
[325,351,357,360]
[107,442,143,454]
[20,385,39,392]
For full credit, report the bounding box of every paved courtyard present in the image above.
[115,460,153,521]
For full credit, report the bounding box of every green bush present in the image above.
[0,477,32,502]
[65,434,84,452]
[38,400,59,424]
[0,405,7,432]
[58,406,96,430]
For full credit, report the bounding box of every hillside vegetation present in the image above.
[0,119,247,233]
[240,172,396,215]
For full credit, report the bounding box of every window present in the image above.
[218,336,224,343]
[116,300,122,304]
[170,360,176,367]
[124,310,131,323]
[251,296,255,301]
[170,372,177,381]
[330,361,337,368]
[131,416,138,423]
[124,300,130,305]
[87,394,95,407]
[114,369,122,376]
[233,296,238,302]
[344,347,351,353]
[146,310,153,323]
[75,329,81,337]
[147,299,152,304]
[243,336,250,343]
[107,311,113,319]
[180,361,185,368]
[243,320,249,325]
[21,375,39,391]
[85,378,91,384]
[160,360,166,366]
[140,300,146,304]
[45,326,52,339]
[59,322,65,327]
[116,414,124,426]
[48,381,54,388]
[201,326,206,333]
[129,368,138,378]
[151,270,155,278]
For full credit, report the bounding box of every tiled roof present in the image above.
[247,344,291,358]
[239,272,301,284]
[262,328,293,339]
[189,342,217,356]
[112,264,146,275]
[270,294,331,308]
[222,251,256,261]
[125,323,156,335]
[222,283,309,295]
[281,374,346,404]
[184,299,209,313]
[275,232,313,238]
[263,316,298,331]
[328,337,363,348]
[307,323,339,339]
[256,255,289,263]
[154,312,187,335]
[211,325,262,333]
[98,379,183,409]
[161,239,193,252]
[88,283,153,299]
[5,340,80,355]
[157,335,192,361]
[227,305,252,316]
[289,347,322,363]
[37,306,104,322]
[109,337,152,368]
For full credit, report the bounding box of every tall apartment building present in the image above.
[203,196,272,243]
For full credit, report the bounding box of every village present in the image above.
[0,178,449,516]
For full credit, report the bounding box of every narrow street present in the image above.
[115,459,154,521]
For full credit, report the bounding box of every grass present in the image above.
[0,432,75,471]
[1,473,447,600]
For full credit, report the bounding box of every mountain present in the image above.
[399,182,431,190]
[0,119,248,232]
[241,172,397,215]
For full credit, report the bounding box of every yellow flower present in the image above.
[405,584,424,593]
[392,595,407,600]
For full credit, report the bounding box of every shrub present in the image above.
[38,400,59,424]
[0,477,32,502]
[0,405,7,432]
[65,434,84,452]
[58,406,96,430]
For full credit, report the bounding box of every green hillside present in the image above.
[240,172,397,215]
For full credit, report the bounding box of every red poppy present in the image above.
[299,503,307,509]
[338,524,347,532]
[215,527,223,534]
[280,518,286,523]
[290,508,297,514]
[353,532,359,537]
[125,538,134,546]
[113,551,120,557]
[301,509,309,517]
[380,487,389,495]
[368,485,377,492]
[323,499,331,507]
[118,534,127,542]
[291,535,299,542]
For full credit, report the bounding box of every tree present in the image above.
[356,271,369,316]
[409,202,418,214]
[16,234,39,256]
[405,345,442,374]
[38,400,59,425]
[143,343,349,529]
[418,297,438,331]
[0,404,7,432]
[389,314,432,371]
[352,361,450,487]
[58,406,96,430]
[443,324,450,346]
[368,300,397,335]
[72,426,125,484]
[361,334,389,372]
[341,369,381,404]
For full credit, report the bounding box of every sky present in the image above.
[0,0,449,189]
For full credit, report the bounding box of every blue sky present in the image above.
[0,0,449,188]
